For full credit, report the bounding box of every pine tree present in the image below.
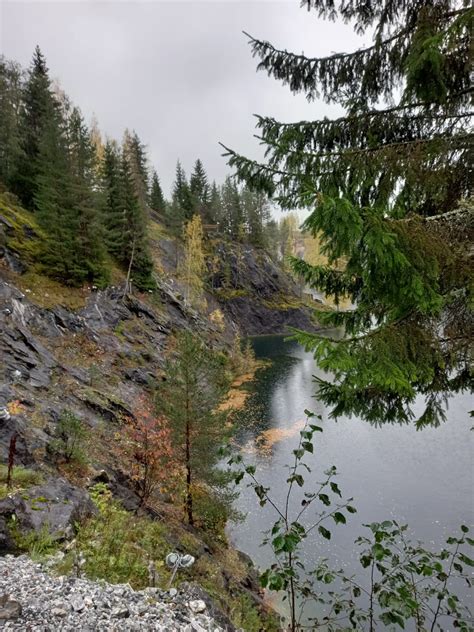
[190,158,210,221]
[224,2,473,426]
[155,331,231,526]
[149,170,166,218]
[14,46,56,209]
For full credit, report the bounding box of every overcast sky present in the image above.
[1,1,367,200]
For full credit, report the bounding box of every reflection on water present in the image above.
[229,334,474,621]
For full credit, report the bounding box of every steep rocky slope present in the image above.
[0,193,314,629]
[210,242,318,335]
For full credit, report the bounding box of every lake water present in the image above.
[228,334,474,623]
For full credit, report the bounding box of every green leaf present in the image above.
[318,526,331,540]
[330,482,342,497]
[319,493,331,506]
[372,543,387,561]
[333,511,346,525]
[287,473,305,487]
[458,553,474,567]
[302,441,314,453]
[272,535,284,552]
[347,505,357,514]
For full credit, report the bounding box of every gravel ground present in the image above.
[0,555,229,631]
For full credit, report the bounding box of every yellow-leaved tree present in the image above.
[179,214,207,312]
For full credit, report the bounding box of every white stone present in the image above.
[189,599,207,614]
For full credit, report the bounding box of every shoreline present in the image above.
[219,359,270,413]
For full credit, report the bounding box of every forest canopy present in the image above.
[225,0,473,426]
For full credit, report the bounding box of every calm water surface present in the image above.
[229,334,474,620]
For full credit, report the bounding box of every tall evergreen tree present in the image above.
[220,176,243,240]
[34,109,80,282]
[118,148,154,291]
[14,46,56,209]
[190,158,210,221]
[225,1,473,426]
[123,129,149,211]
[0,57,23,188]
[208,181,223,226]
[149,169,166,217]
[171,160,193,222]
[100,139,125,258]
[66,106,108,284]
[241,186,271,246]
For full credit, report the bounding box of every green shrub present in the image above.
[49,409,88,464]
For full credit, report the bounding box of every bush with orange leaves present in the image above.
[116,397,176,507]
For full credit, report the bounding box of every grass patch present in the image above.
[12,271,89,310]
[214,288,250,300]
[0,464,43,498]
[11,523,58,561]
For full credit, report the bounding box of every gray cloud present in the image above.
[1,1,367,200]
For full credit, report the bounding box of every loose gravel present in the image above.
[0,555,227,631]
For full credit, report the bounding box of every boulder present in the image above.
[0,478,96,553]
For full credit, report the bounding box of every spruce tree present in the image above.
[208,181,223,226]
[190,158,211,221]
[66,106,109,284]
[100,139,125,258]
[149,170,166,218]
[34,110,81,282]
[224,2,473,426]
[118,148,155,292]
[171,160,194,224]
[123,129,149,210]
[15,46,56,209]
[241,186,271,247]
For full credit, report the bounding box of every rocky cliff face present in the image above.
[210,242,319,336]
